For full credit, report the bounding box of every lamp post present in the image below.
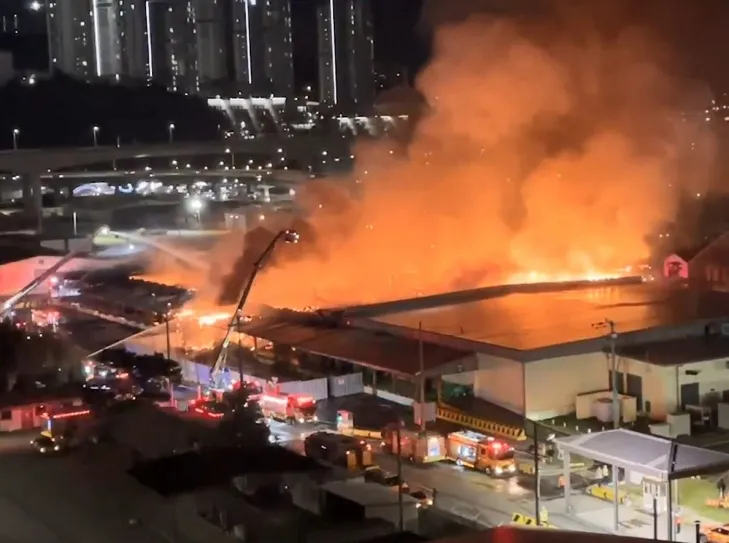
[165,302,172,361]
[12,128,19,150]
[168,123,175,144]
[92,125,100,147]
[225,147,235,169]
[186,196,203,224]
[593,318,620,532]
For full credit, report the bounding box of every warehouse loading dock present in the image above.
[238,310,528,440]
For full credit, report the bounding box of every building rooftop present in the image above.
[0,239,63,265]
[321,480,419,508]
[241,312,475,377]
[620,336,729,366]
[366,282,729,352]
[556,429,729,481]
[131,445,324,496]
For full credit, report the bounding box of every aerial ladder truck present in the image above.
[0,225,113,317]
[208,229,299,392]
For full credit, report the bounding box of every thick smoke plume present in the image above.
[153,9,714,311]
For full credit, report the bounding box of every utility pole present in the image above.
[396,420,404,532]
[237,314,244,382]
[165,303,172,361]
[593,318,619,428]
[418,322,426,433]
[534,423,541,525]
[593,317,620,532]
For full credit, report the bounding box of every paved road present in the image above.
[52,312,612,534]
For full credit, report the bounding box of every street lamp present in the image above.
[92,125,100,147]
[225,147,235,169]
[186,196,204,223]
[12,128,19,150]
[29,1,42,10]
[168,123,175,143]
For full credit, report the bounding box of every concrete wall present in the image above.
[446,354,525,415]
[524,352,609,419]
[522,351,729,421]
[671,357,729,410]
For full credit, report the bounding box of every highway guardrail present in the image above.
[586,484,630,504]
[339,427,383,440]
[510,512,556,529]
[437,404,527,441]
[518,461,586,475]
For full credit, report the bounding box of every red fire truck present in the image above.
[258,392,318,425]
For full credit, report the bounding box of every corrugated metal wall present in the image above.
[177,360,363,402]
[328,373,364,397]
[279,378,329,401]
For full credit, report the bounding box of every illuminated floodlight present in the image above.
[29,1,41,11]
[186,197,203,213]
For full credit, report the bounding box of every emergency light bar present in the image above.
[261,394,288,405]
[43,409,91,420]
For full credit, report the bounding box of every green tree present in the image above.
[215,387,270,448]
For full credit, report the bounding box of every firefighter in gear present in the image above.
[674,507,682,535]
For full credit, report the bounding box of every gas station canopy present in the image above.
[556,429,729,481]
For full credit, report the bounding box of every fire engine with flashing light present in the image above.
[699,524,729,543]
[380,423,446,464]
[304,431,375,469]
[446,430,517,476]
[35,405,94,452]
[258,392,318,425]
[188,398,226,420]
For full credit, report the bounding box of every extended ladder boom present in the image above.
[209,229,298,386]
[1,251,87,315]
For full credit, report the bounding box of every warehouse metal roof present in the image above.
[363,282,729,352]
[620,336,729,366]
[240,312,476,377]
[556,429,729,481]
[322,480,419,507]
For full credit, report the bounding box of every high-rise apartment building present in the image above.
[46,0,294,95]
[49,0,147,80]
[192,0,227,85]
[317,0,374,111]
[117,0,149,79]
[48,0,96,79]
[146,0,198,93]
[92,0,122,76]
[229,0,293,96]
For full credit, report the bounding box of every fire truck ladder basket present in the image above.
[437,404,526,441]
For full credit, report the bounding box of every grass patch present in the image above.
[678,478,729,523]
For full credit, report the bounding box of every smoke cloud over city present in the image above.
[153,7,715,311]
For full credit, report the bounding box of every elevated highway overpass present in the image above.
[0,168,311,192]
[1,134,348,231]
[43,169,310,182]
[0,135,348,174]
